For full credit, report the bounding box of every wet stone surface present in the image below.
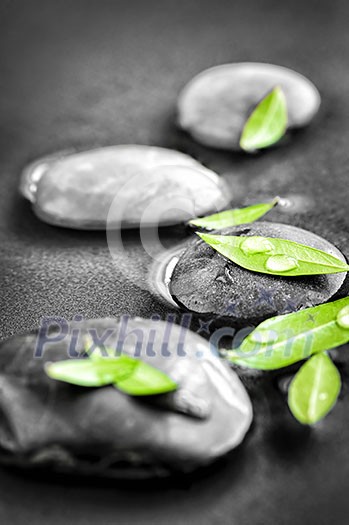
[169,222,347,325]
[0,318,252,478]
[178,62,321,150]
[20,145,230,230]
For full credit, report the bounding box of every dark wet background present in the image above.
[1,0,349,523]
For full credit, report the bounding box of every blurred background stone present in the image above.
[177,62,320,150]
[21,146,229,229]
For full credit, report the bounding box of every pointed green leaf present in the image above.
[189,198,278,230]
[288,353,341,425]
[240,86,288,151]
[116,360,178,396]
[227,297,349,370]
[45,356,136,387]
[45,351,178,396]
[197,233,349,276]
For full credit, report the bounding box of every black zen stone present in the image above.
[170,222,347,325]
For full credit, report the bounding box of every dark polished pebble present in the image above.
[170,222,347,325]
[0,318,252,478]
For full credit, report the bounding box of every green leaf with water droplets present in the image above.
[288,353,341,425]
[239,86,288,151]
[45,352,178,396]
[227,297,349,370]
[197,233,349,276]
[188,198,278,230]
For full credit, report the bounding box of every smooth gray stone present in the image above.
[0,318,252,478]
[170,222,347,324]
[20,145,230,230]
[178,63,321,150]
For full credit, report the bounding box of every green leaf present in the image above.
[188,198,278,230]
[239,86,288,151]
[116,360,178,396]
[45,352,178,396]
[288,353,341,425]
[45,356,137,387]
[227,297,349,370]
[197,233,349,276]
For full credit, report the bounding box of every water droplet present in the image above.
[148,244,187,308]
[249,329,279,344]
[241,237,274,255]
[277,194,313,214]
[336,305,349,329]
[278,197,292,209]
[215,274,227,284]
[319,392,328,401]
[265,255,299,273]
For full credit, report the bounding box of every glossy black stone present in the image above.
[170,222,347,324]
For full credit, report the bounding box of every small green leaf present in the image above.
[188,198,278,230]
[45,356,137,387]
[45,352,178,396]
[288,353,341,425]
[239,86,288,151]
[227,297,349,370]
[116,360,178,396]
[197,233,349,277]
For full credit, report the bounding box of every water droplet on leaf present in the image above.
[336,305,349,329]
[241,237,274,255]
[265,255,299,273]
